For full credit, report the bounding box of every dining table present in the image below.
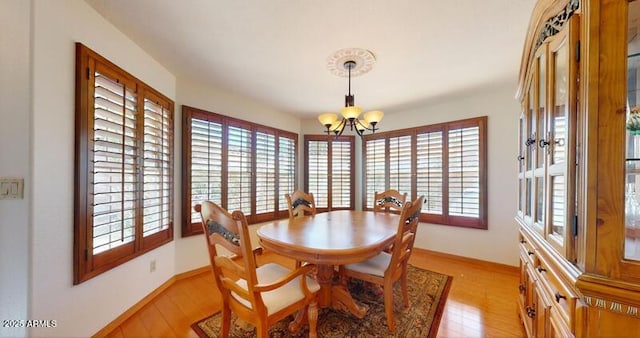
[256,210,399,319]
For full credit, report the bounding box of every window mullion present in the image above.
[135,86,144,251]
[442,125,450,221]
[385,138,390,190]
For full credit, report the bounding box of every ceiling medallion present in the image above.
[318,48,383,138]
[327,48,376,78]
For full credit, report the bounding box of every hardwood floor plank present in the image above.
[154,292,194,337]
[137,303,177,337]
[119,316,148,338]
[102,249,525,337]
[103,326,124,338]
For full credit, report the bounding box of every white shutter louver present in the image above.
[448,126,480,217]
[365,138,386,209]
[92,71,137,254]
[416,131,443,215]
[190,118,222,224]
[227,126,252,212]
[255,131,276,214]
[389,135,412,198]
[307,140,329,208]
[331,140,351,208]
[142,98,173,237]
[279,136,296,211]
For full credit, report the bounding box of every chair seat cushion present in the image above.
[232,263,320,315]
[344,252,391,277]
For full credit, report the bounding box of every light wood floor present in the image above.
[103,249,525,338]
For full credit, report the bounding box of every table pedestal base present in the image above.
[316,265,367,319]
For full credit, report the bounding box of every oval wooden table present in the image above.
[257,210,399,318]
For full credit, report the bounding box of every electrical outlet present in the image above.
[150,259,156,273]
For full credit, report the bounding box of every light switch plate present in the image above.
[0,178,24,200]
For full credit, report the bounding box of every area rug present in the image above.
[191,264,452,338]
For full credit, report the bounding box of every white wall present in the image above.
[30,1,177,336]
[0,1,31,337]
[302,80,520,266]
[174,79,302,274]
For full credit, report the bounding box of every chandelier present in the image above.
[318,49,384,137]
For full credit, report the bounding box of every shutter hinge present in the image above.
[576,40,580,62]
[573,215,578,236]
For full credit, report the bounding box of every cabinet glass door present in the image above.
[546,15,578,259]
[550,40,567,244]
[525,91,535,221]
[518,112,526,217]
[625,0,640,261]
[534,50,547,234]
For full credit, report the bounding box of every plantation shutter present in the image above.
[416,130,443,215]
[227,125,252,213]
[389,135,412,198]
[278,136,296,211]
[365,138,386,209]
[360,116,486,229]
[331,139,352,208]
[189,116,222,227]
[255,131,276,215]
[75,44,175,283]
[307,140,329,208]
[448,125,480,217]
[141,95,173,242]
[91,66,138,255]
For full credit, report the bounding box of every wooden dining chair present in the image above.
[373,189,407,213]
[195,201,320,338]
[339,195,424,333]
[285,190,317,219]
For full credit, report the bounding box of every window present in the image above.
[304,135,355,211]
[74,43,174,284]
[362,116,487,229]
[182,106,297,236]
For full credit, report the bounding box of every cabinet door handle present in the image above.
[554,292,567,303]
[520,239,526,244]
[537,266,546,273]
[517,155,525,162]
[518,284,526,293]
[526,306,536,318]
[528,251,534,256]
[539,139,550,148]
[526,137,536,146]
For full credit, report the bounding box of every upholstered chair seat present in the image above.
[232,263,320,314]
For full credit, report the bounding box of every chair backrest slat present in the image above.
[285,191,317,219]
[388,196,424,274]
[373,189,408,213]
[196,201,264,312]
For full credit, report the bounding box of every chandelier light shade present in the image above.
[319,49,383,137]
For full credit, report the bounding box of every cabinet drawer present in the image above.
[549,306,574,338]
[519,231,537,265]
[534,253,578,332]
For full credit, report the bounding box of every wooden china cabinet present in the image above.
[516,0,640,336]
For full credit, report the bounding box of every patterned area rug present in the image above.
[191,265,452,338]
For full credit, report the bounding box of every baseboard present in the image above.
[92,266,210,338]
[175,265,210,280]
[413,247,519,275]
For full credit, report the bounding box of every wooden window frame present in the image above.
[304,135,356,212]
[182,106,298,236]
[74,43,175,284]
[362,116,488,229]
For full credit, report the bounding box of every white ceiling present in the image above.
[85,0,536,118]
